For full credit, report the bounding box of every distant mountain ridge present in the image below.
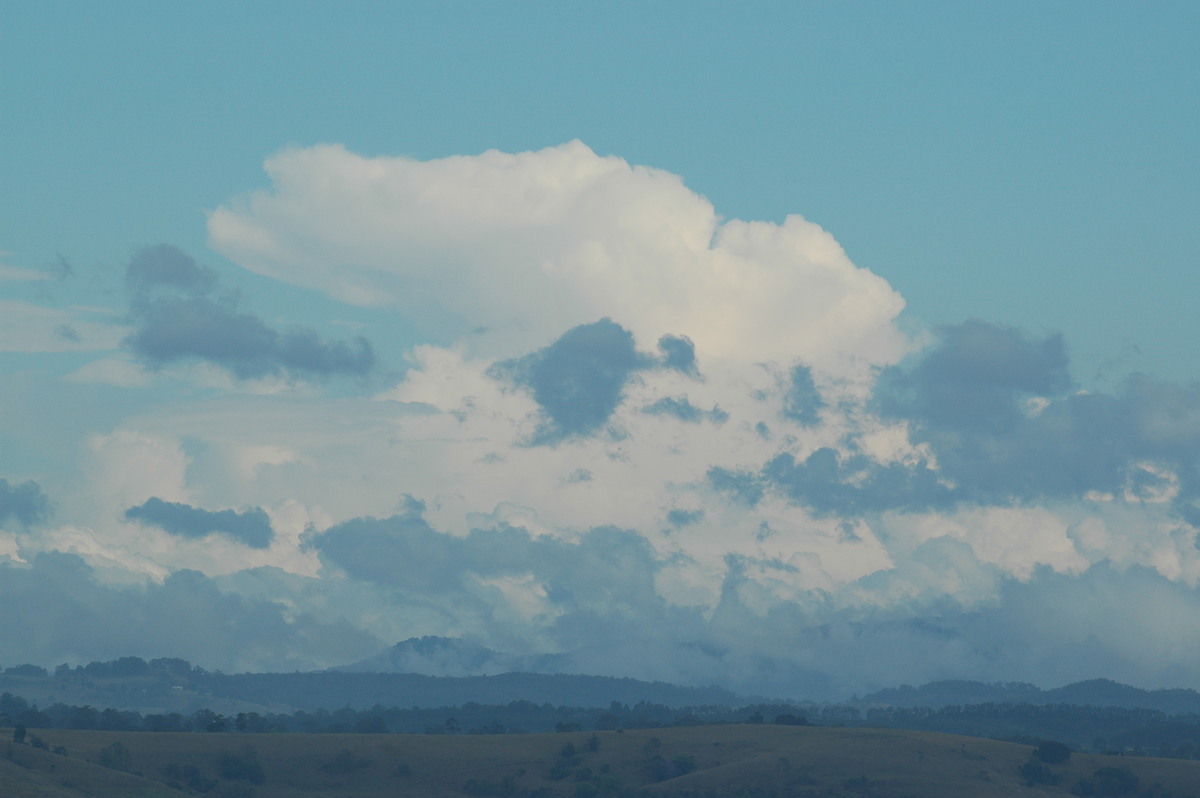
[5,647,1200,718]
[0,650,743,714]
[860,678,1200,715]
[333,635,568,677]
[208,670,743,712]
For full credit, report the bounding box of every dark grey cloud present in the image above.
[666,508,704,528]
[702,321,1200,519]
[878,320,1070,433]
[122,245,375,381]
[125,497,273,549]
[707,466,767,506]
[0,478,50,527]
[642,396,728,424]
[493,318,647,443]
[782,364,823,425]
[126,243,218,294]
[313,501,659,601]
[0,553,380,673]
[872,322,1200,513]
[494,320,707,443]
[657,334,699,376]
[310,500,669,652]
[309,499,450,591]
[54,323,81,342]
[492,316,715,441]
[762,448,953,516]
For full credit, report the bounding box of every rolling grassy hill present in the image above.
[4,724,1199,797]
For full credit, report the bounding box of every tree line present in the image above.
[2,690,807,737]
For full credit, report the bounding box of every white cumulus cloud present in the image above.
[209,141,910,376]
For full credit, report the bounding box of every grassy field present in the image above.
[4,724,1199,797]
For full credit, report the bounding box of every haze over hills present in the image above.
[333,636,569,678]
[9,653,1200,761]
[6,646,1200,719]
[857,678,1200,715]
[0,653,743,716]
[335,638,1200,717]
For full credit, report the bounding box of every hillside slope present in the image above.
[4,725,1200,797]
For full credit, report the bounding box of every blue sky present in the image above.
[2,1,1199,698]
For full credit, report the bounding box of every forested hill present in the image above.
[6,659,1200,760]
[5,657,1200,717]
[0,659,740,714]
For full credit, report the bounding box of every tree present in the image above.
[192,708,228,732]
[98,741,133,772]
[1034,740,1071,764]
[12,725,25,744]
[219,748,265,784]
[1019,761,1060,787]
[4,664,48,678]
[354,715,388,734]
[774,713,808,726]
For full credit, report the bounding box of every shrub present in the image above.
[1035,740,1072,764]
[1071,766,1139,797]
[219,749,265,784]
[353,715,388,734]
[774,713,808,726]
[463,776,519,796]
[98,741,132,772]
[648,754,697,781]
[673,754,697,775]
[548,759,572,780]
[1019,760,1061,787]
[165,762,218,793]
[319,749,370,775]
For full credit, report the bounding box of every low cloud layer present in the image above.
[3,144,1199,699]
[0,553,379,672]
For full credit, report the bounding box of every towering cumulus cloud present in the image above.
[6,143,1196,697]
[208,141,908,372]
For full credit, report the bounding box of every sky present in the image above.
[1,1,1199,700]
